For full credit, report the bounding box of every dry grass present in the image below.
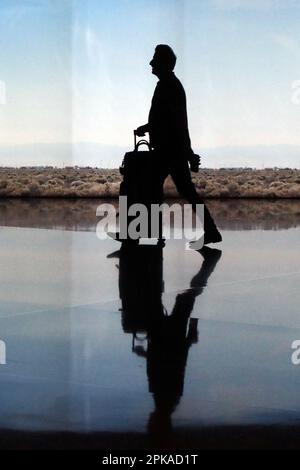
[0,167,300,198]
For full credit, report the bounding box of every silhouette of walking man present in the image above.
[136,45,222,245]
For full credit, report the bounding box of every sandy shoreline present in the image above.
[0,167,300,198]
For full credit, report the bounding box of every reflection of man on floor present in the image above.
[112,244,222,440]
[146,246,222,438]
[136,45,222,246]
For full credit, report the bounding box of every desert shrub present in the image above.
[47,178,61,185]
[196,179,206,189]
[219,189,230,197]
[227,182,239,192]
[28,183,41,196]
[286,185,300,197]
[70,180,84,187]
[37,177,48,184]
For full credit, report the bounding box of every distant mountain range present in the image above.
[0,142,299,169]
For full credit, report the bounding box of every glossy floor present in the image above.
[0,199,300,449]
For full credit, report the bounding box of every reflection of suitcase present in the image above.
[119,245,164,337]
[119,244,165,356]
[119,133,163,239]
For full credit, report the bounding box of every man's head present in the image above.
[150,45,176,78]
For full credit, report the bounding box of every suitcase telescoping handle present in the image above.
[133,130,151,151]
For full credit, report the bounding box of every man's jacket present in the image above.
[148,72,191,156]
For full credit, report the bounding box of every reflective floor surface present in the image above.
[0,198,300,449]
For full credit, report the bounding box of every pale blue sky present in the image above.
[1,0,300,167]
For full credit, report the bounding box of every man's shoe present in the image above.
[188,234,204,251]
[107,231,122,241]
[106,249,121,259]
[199,246,222,261]
[203,229,222,245]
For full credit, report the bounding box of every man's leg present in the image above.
[169,160,221,241]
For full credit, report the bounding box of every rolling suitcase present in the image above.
[119,132,163,240]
